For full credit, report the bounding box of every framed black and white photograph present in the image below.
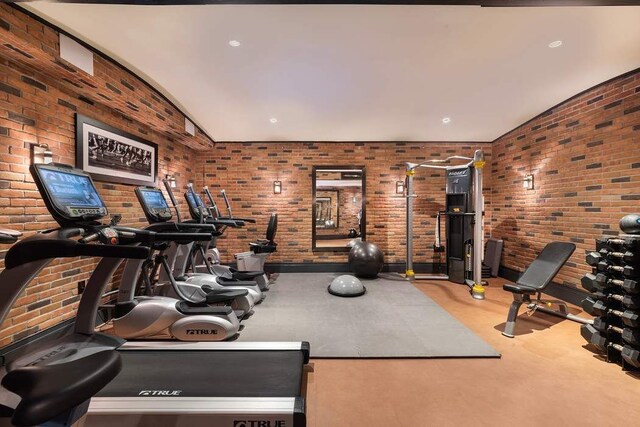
[75,113,158,186]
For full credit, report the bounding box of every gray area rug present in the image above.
[238,273,500,358]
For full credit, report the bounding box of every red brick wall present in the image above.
[0,5,202,346]
[491,69,640,289]
[194,142,492,265]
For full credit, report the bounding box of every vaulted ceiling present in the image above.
[24,2,640,141]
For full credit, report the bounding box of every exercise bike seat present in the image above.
[228,268,264,280]
[502,283,537,295]
[249,241,277,254]
[2,350,121,427]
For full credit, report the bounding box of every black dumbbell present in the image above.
[601,249,640,264]
[581,325,640,367]
[596,262,639,279]
[583,298,640,327]
[581,273,640,294]
[592,318,640,346]
[607,237,640,251]
[581,324,607,350]
[582,297,608,316]
[586,251,604,267]
[611,342,640,368]
[590,291,640,310]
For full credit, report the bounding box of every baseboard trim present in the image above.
[265,262,437,274]
[0,318,75,366]
[499,265,589,306]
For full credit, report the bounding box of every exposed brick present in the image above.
[20,75,46,91]
[0,82,21,97]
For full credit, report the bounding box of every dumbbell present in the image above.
[586,251,604,267]
[581,325,640,367]
[592,318,640,346]
[589,291,640,310]
[607,237,640,251]
[581,324,608,350]
[596,262,639,279]
[592,247,640,265]
[581,298,640,327]
[581,273,640,294]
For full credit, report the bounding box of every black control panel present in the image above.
[30,163,108,226]
[184,190,207,220]
[135,187,173,224]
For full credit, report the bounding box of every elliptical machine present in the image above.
[128,183,263,312]
[179,184,272,293]
[25,162,244,341]
[190,186,278,290]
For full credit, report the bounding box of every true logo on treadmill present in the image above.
[186,329,218,335]
[138,390,182,396]
[233,421,286,427]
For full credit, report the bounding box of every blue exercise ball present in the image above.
[348,241,384,279]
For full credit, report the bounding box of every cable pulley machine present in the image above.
[405,149,486,300]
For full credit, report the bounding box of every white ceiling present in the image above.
[25,3,640,142]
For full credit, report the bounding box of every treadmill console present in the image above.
[30,163,108,226]
[135,187,173,224]
[184,190,207,220]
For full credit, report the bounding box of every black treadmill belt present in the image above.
[96,350,304,398]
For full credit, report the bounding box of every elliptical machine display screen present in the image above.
[185,191,207,219]
[136,187,172,222]
[40,167,107,218]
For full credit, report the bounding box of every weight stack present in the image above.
[580,230,640,372]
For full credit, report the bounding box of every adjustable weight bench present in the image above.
[502,242,591,338]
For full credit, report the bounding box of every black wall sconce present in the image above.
[30,143,53,165]
[273,180,282,194]
[396,180,405,194]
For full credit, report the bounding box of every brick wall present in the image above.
[0,5,203,347]
[194,142,492,265]
[491,68,640,289]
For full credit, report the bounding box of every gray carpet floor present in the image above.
[237,273,500,358]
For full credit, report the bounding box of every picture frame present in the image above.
[75,113,158,186]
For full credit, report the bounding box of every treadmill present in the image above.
[0,163,310,427]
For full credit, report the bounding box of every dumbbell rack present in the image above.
[581,234,640,372]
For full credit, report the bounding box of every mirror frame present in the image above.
[312,165,366,252]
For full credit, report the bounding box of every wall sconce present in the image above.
[165,174,177,188]
[396,180,405,194]
[352,196,358,204]
[523,174,534,190]
[30,143,53,165]
[273,180,282,194]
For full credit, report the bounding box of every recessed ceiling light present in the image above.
[442,117,451,124]
[269,118,278,124]
[229,40,241,47]
[548,40,563,48]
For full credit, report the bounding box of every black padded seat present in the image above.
[2,350,121,426]
[502,283,537,294]
[250,241,277,254]
[501,242,576,338]
[175,301,233,316]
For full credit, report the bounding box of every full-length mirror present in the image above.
[312,166,366,251]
